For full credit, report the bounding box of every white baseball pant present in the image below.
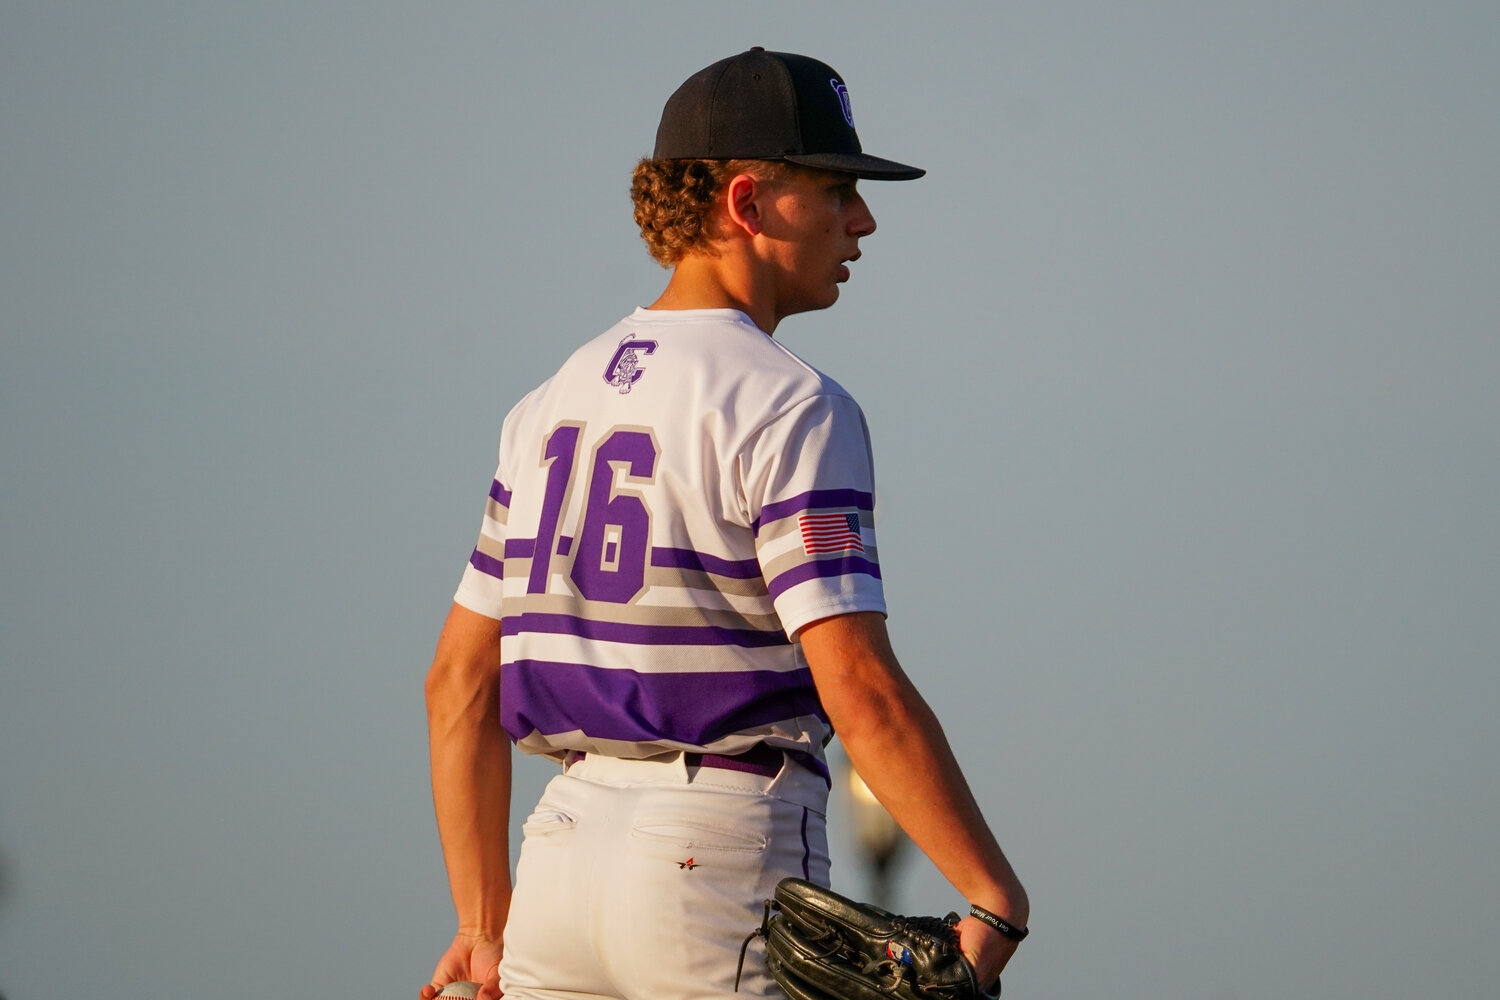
[498,751,831,1000]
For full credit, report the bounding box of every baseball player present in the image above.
[421,49,1028,1000]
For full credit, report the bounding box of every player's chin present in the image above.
[809,286,841,312]
[787,283,842,316]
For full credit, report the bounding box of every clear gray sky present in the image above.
[2,3,1496,997]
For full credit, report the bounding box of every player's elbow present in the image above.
[801,612,925,746]
[821,669,923,750]
[424,648,504,735]
[425,604,506,720]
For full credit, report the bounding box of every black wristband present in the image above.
[969,904,1029,942]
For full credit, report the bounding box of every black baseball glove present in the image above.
[736,877,1000,1000]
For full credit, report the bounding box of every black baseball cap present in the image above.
[653,48,925,181]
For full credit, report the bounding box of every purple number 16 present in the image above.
[529,425,659,604]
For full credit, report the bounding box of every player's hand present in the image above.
[420,932,504,1000]
[956,915,1018,992]
[475,959,503,1000]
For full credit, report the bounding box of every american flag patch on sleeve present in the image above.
[798,511,865,555]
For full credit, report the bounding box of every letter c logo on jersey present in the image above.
[603,336,658,394]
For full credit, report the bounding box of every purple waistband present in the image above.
[575,746,831,787]
[686,745,832,787]
[686,743,789,778]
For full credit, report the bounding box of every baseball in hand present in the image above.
[436,983,480,999]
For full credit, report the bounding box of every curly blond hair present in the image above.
[630,158,791,266]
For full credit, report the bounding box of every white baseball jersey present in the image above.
[454,307,886,770]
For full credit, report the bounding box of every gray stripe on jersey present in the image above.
[503,633,798,675]
[474,533,506,562]
[644,563,771,598]
[498,592,784,634]
[759,542,881,589]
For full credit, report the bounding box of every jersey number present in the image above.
[528,424,658,604]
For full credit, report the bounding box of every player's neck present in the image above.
[648,252,782,336]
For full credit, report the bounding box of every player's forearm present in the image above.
[425,605,514,938]
[836,680,1028,924]
[802,614,1028,925]
[427,700,513,937]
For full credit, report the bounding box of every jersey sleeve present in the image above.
[742,392,887,638]
[453,467,511,620]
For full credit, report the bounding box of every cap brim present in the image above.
[783,151,926,181]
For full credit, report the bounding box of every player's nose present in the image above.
[846,190,876,238]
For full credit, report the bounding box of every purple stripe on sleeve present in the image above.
[754,489,875,534]
[651,546,764,580]
[502,612,789,649]
[504,538,537,559]
[468,548,504,580]
[766,556,882,601]
[489,480,512,506]
[500,660,826,746]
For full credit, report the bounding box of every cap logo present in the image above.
[830,78,854,126]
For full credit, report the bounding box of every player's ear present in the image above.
[724,173,765,237]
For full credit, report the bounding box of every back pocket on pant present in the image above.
[521,808,577,837]
[631,818,767,855]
